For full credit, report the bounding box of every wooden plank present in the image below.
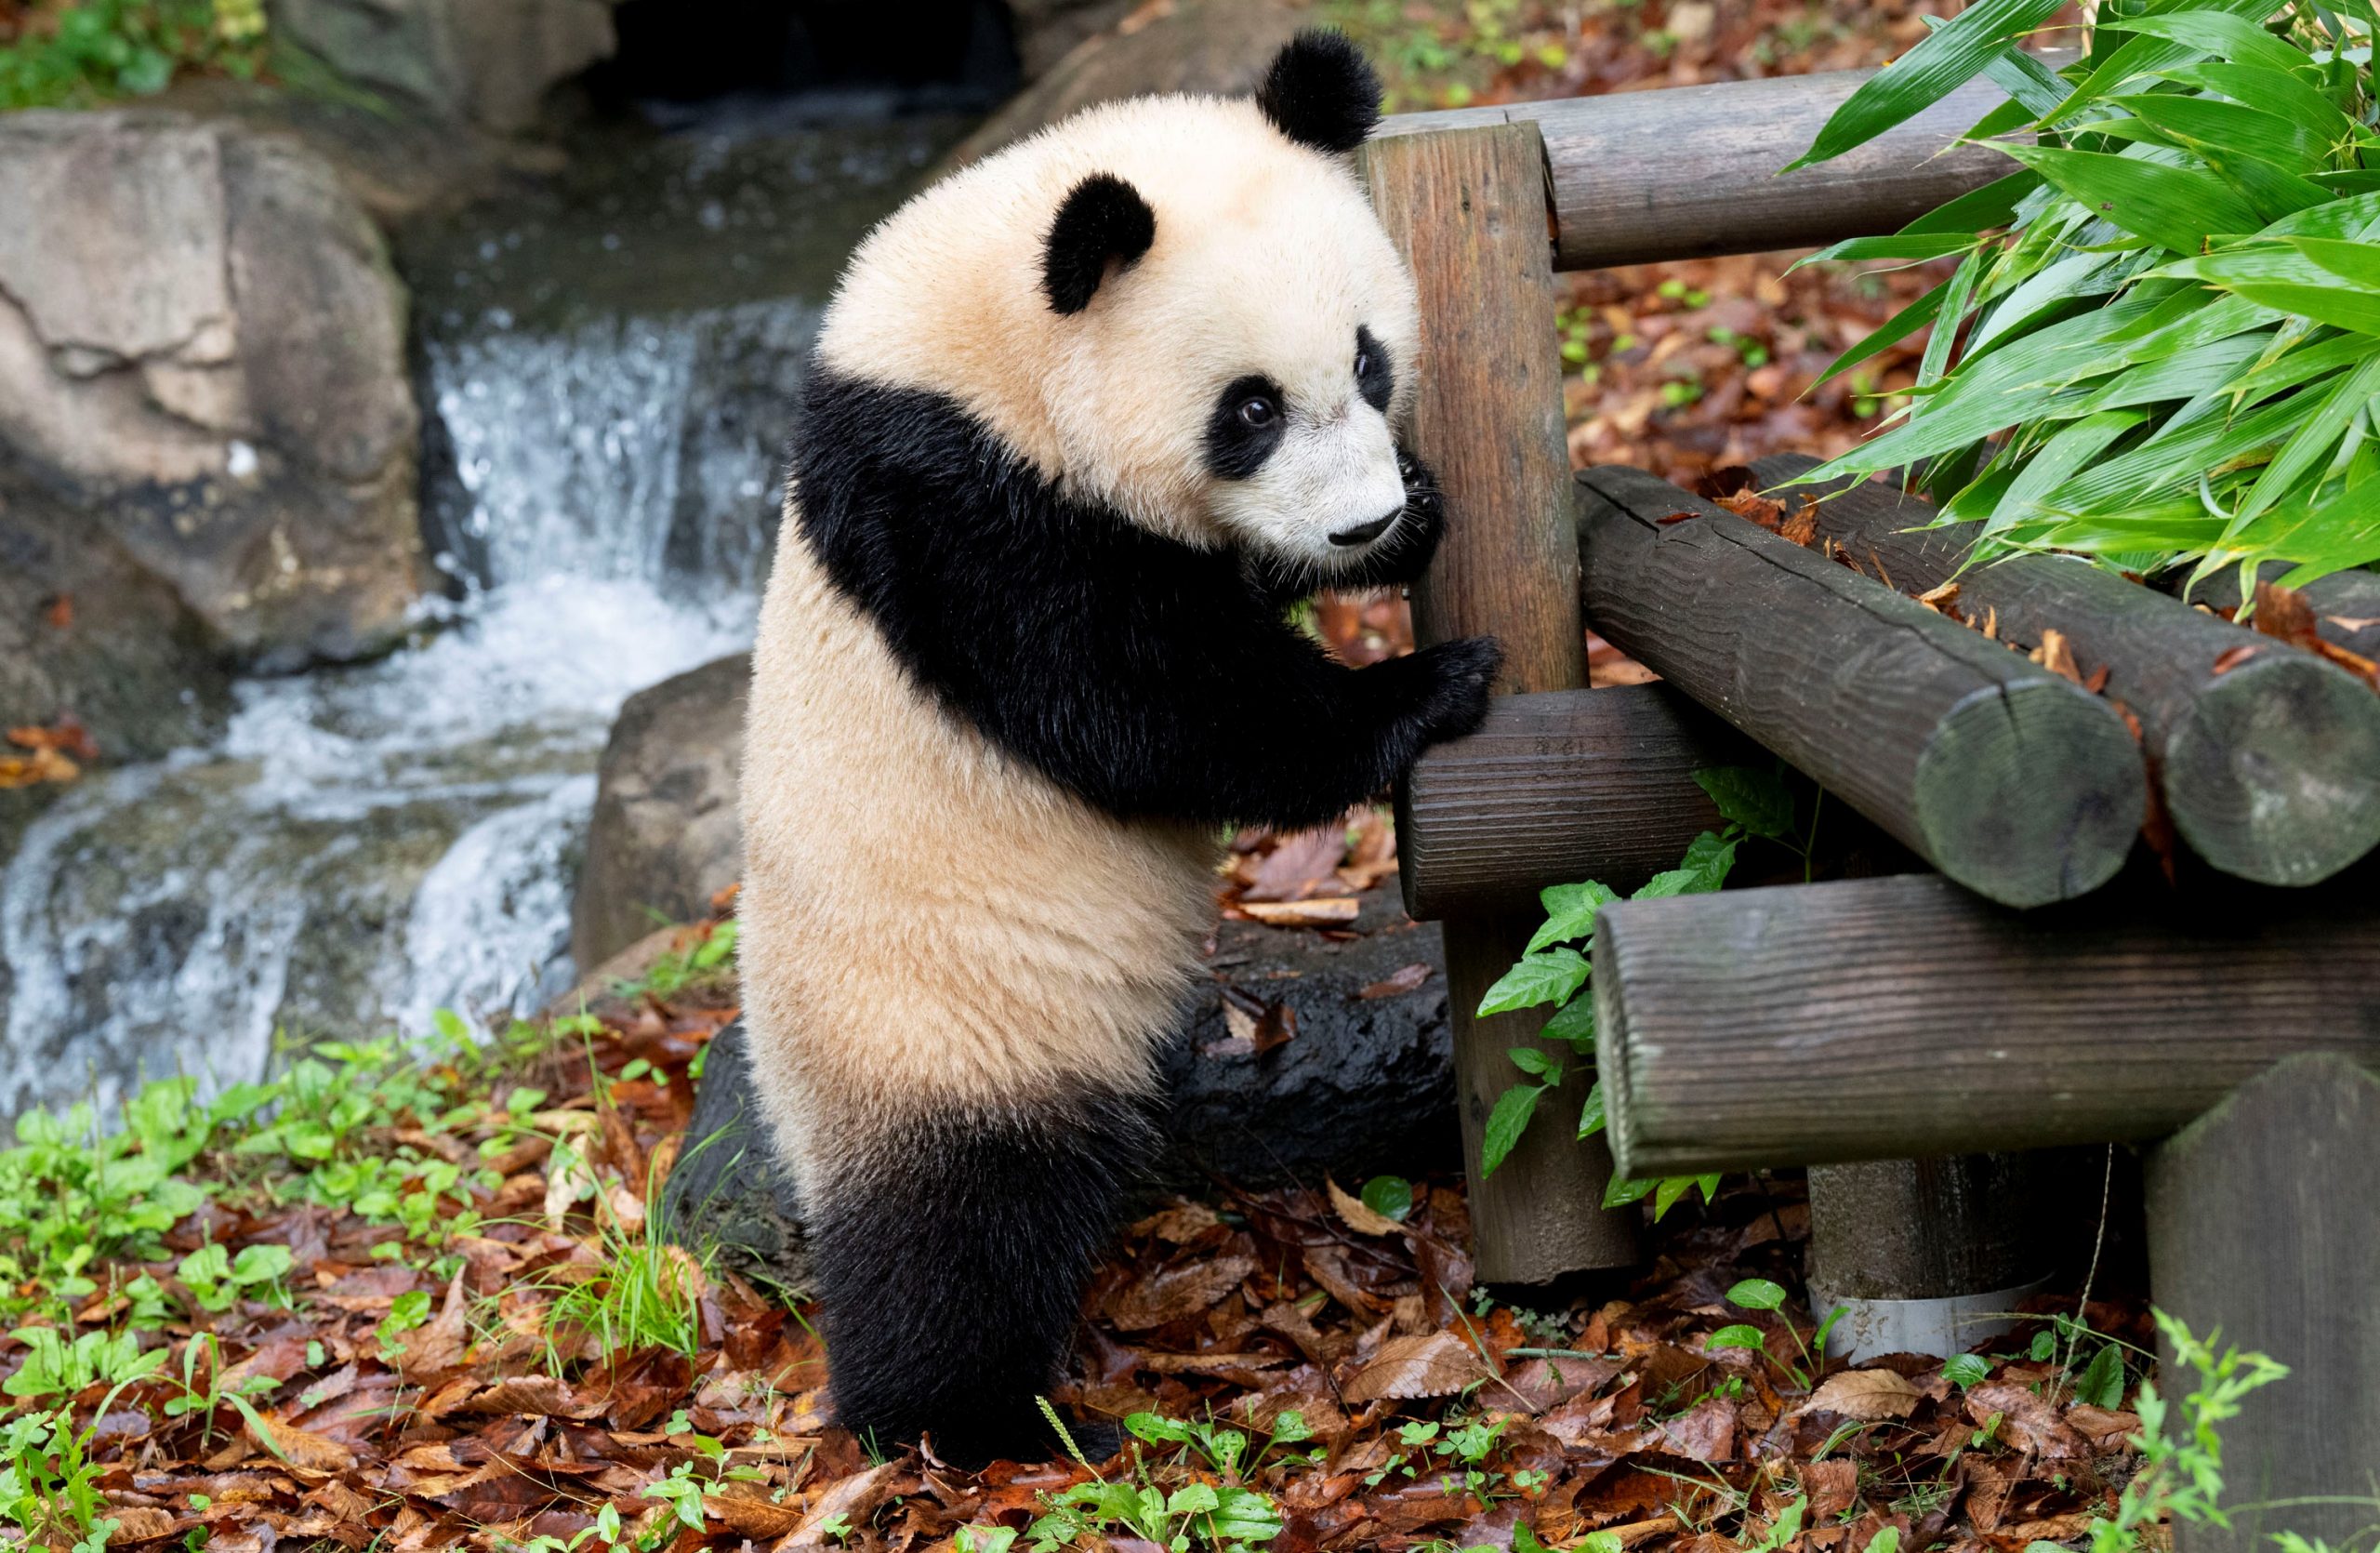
[1576,466,2143,909]
[1398,684,1752,919]
[1361,124,1636,1283]
[1756,455,2380,887]
[1593,870,2380,1176]
[1375,68,2018,272]
[2173,561,2380,668]
[2148,1054,2380,1553]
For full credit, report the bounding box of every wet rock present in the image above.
[573,653,750,972]
[269,0,616,135]
[940,0,1311,168]
[0,111,425,670]
[663,892,1458,1277]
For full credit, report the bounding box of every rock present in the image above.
[572,654,750,972]
[0,456,232,765]
[1007,0,1141,80]
[268,0,616,135]
[0,112,426,670]
[662,890,1458,1277]
[939,0,1311,168]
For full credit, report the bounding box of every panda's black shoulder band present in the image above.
[1256,31,1382,155]
[1041,173,1156,315]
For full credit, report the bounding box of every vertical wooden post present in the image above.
[1806,1155,2059,1361]
[2148,1054,2380,1553]
[1361,123,1640,1285]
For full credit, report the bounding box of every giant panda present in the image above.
[737,31,1502,1467]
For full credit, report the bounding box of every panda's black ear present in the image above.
[1041,173,1157,315]
[1256,30,1382,155]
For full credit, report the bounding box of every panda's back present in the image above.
[737,511,1219,1153]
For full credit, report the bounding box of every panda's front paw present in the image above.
[1411,634,1502,741]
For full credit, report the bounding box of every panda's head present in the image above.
[1026,33,1423,580]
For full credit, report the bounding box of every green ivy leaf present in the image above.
[1358,1175,1413,1224]
[1481,1083,1546,1177]
[1527,881,1620,952]
[1729,1277,1789,1312]
[1694,766,1795,839]
[1476,949,1589,1016]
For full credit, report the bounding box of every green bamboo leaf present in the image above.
[1982,39,2074,117]
[2044,0,2293,125]
[1918,246,1988,390]
[1812,276,1950,388]
[1794,232,1982,268]
[2000,503,2231,553]
[2070,329,2274,414]
[2171,242,2380,333]
[1480,1082,1545,1176]
[2110,94,2325,173]
[2044,391,2302,514]
[1964,248,2123,358]
[1987,409,2150,533]
[2236,352,2380,524]
[2248,476,2380,586]
[2257,190,2380,242]
[1904,169,2045,235]
[1997,142,2263,252]
[2110,12,2317,79]
[2294,237,2380,289]
[1784,0,2069,172]
[2161,61,2360,141]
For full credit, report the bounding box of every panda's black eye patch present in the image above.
[1206,374,1288,480]
[1355,325,1394,412]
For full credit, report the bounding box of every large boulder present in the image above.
[0,458,231,764]
[0,112,426,670]
[572,653,750,972]
[269,0,616,135]
[940,0,1311,167]
[664,892,1459,1286]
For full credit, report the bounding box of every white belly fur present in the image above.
[737,512,1223,1199]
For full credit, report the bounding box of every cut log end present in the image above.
[1914,680,2146,909]
[2168,651,2380,887]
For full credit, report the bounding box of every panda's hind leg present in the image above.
[807,1092,1150,1469]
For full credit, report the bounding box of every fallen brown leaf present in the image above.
[1967,1383,2085,1458]
[1328,1178,1405,1238]
[1799,1367,1922,1421]
[1342,1330,1487,1402]
[2213,643,2260,675]
[1236,898,1359,927]
[1106,1255,1256,1332]
[1356,963,1433,1000]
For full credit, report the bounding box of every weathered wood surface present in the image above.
[1754,454,2380,887]
[2149,1055,2380,1553]
[1362,124,1636,1282]
[1576,466,2143,909]
[1593,870,2380,1176]
[1374,68,2017,272]
[1397,684,1752,918]
[2173,559,2380,668]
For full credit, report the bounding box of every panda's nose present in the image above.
[1329,511,1399,547]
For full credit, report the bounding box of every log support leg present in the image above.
[2148,1054,2380,1553]
[1807,1155,2058,1362]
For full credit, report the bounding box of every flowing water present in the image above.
[0,110,965,1123]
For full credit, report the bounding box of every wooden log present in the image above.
[2148,1054,2380,1553]
[1575,466,2143,909]
[1397,684,1752,919]
[1753,454,2380,887]
[2171,560,2380,670]
[1593,870,2380,1177]
[1374,68,2018,272]
[1362,124,1638,1283]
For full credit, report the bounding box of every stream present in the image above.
[0,107,966,1123]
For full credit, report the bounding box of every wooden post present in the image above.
[1806,1156,2059,1361]
[1361,123,1638,1284]
[2148,1055,2380,1553]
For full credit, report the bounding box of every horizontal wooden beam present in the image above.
[1396,684,1753,919]
[1375,67,2021,272]
[1755,455,2380,887]
[1576,466,2144,909]
[2172,560,2380,667]
[1595,871,2380,1177]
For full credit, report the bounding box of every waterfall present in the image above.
[0,114,959,1123]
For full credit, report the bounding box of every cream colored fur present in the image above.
[739,89,1421,1199]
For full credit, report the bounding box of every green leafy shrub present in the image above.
[0,0,268,111]
[1796,0,2380,603]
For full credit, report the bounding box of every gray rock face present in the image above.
[664,892,1459,1283]
[0,112,425,669]
[572,653,750,972]
[269,0,616,134]
[0,458,231,764]
[942,0,1310,168]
